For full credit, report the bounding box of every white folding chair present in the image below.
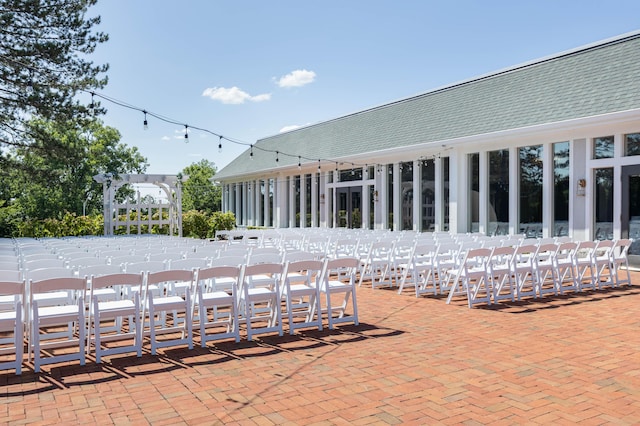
[29,277,87,372]
[573,241,598,291]
[318,257,359,329]
[0,279,24,375]
[433,242,462,295]
[88,272,144,363]
[194,265,242,346]
[534,243,559,298]
[513,244,538,300]
[555,242,579,294]
[239,263,283,341]
[611,239,632,286]
[281,260,323,335]
[593,240,615,289]
[398,242,437,297]
[488,246,516,303]
[358,240,395,289]
[144,269,194,355]
[448,248,492,308]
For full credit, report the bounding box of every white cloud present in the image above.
[161,136,171,141]
[202,86,271,104]
[280,124,303,133]
[276,69,316,88]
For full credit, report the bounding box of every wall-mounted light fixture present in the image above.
[577,178,586,196]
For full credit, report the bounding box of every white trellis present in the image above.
[93,174,186,236]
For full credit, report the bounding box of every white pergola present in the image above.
[93,173,186,236]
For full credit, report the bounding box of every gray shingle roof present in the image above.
[216,32,640,181]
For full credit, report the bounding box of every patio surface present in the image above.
[2,273,640,425]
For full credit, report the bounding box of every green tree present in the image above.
[0,0,108,172]
[181,159,221,214]
[0,119,147,231]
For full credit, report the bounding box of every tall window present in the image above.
[595,168,614,240]
[468,153,480,232]
[401,161,413,230]
[294,176,301,227]
[421,159,435,231]
[443,157,450,231]
[553,142,570,236]
[519,145,543,237]
[387,164,394,230]
[488,150,509,235]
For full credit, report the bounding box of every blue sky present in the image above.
[89,0,640,176]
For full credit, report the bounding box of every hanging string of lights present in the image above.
[4,54,451,172]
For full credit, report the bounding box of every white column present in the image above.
[449,150,462,233]
[276,176,288,228]
[242,182,248,226]
[255,179,261,227]
[509,147,519,235]
[300,174,307,228]
[263,179,270,227]
[234,183,241,226]
[434,158,442,232]
[289,176,296,228]
[479,150,488,235]
[311,173,318,227]
[572,139,588,241]
[413,160,421,231]
[379,165,388,230]
[542,143,553,238]
[362,167,370,230]
[393,163,401,231]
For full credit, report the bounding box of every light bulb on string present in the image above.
[218,135,223,153]
[318,159,321,171]
[276,151,279,163]
[184,125,189,142]
[143,110,148,130]
[89,92,95,115]
[298,156,301,170]
[250,144,254,160]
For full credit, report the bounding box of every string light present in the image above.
[84,90,396,174]
[298,156,301,170]
[89,92,95,115]
[184,125,189,142]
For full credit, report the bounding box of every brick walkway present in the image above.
[2,273,640,425]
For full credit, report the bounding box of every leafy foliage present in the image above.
[12,210,236,238]
[0,119,148,236]
[0,0,108,171]
[180,159,221,214]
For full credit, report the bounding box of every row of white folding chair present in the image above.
[446,239,630,307]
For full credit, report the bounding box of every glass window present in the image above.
[553,142,570,236]
[625,133,640,156]
[305,174,312,227]
[268,179,274,227]
[369,185,375,229]
[468,153,480,232]
[387,164,394,230]
[519,145,543,238]
[421,159,435,232]
[488,150,509,236]
[340,167,362,182]
[294,176,300,227]
[595,168,614,240]
[443,157,450,231]
[401,162,413,230]
[593,136,614,159]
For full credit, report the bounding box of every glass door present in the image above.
[336,187,362,228]
[621,165,640,267]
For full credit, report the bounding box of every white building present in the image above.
[214,32,640,264]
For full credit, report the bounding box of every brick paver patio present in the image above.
[2,273,639,424]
